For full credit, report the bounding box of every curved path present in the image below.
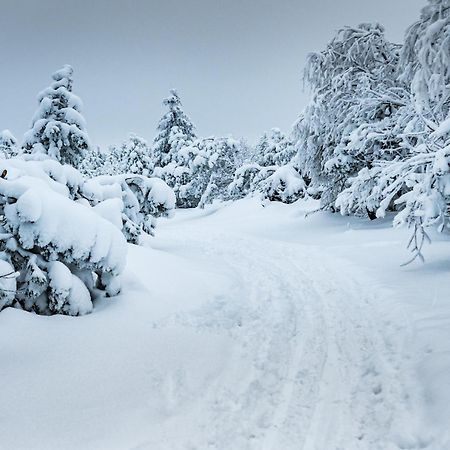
[143,212,418,450]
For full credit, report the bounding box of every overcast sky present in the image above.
[0,0,425,148]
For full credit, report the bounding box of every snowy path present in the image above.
[1,201,436,450]
[139,211,421,450]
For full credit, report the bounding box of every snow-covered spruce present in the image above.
[119,134,153,176]
[83,174,175,244]
[0,130,18,159]
[86,134,152,178]
[197,137,241,207]
[152,89,196,171]
[229,163,264,200]
[0,170,127,316]
[255,128,296,167]
[79,146,107,178]
[22,65,92,168]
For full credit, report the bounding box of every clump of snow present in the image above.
[84,174,175,243]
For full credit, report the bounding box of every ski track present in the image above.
[142,220,426,450]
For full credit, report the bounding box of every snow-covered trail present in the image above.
[137,207,423,450]
[1,200,440,450]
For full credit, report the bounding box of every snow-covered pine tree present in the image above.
[79,146,106,178]
[198,137,240,207]
[297,23,404,209]
[22,65,92,168]
[102,144,124,176]
[152,89,196,171]
[120,134,152,176]
[255,128,295,167]
[0,130,18,159]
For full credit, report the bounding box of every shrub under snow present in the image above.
[0,170,127,316]
[0,156,175,315]
[84,174,176,244]
[258,165,307,204]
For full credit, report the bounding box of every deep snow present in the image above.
[1,198,449,449]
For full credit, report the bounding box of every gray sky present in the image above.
[0,0,425,148]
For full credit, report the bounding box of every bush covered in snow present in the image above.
[84,174,175,244]
[0,161,127,316]
[0,156,175,315]
[258,165,307,204]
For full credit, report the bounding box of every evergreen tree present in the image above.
[22,65,92,168]
[103,144,123,176]
[152,89,196,169]
[120,134,152,176]
[198,137,240,207]
[79,146,106,178]
[255,128,295,167]
[0,130,18,159]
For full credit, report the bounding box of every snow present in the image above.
[1,198,448,449]
[431,116,450,138]
[2,177,126,275]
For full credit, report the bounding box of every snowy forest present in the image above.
[1,0,450,449]
[0,1,449,315]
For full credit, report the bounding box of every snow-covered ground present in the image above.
[1,198,449,449]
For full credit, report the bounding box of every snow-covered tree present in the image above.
[22,65,92,168]
[152,89,196,170]
[229,127,304,203]
[102,144,123,176]
[79,146,106,178]
[0,155,176,315]
[0,159,126,316]
[84,174,175,244]
[197,137,241,207]
[228,163,263,200]
[153,135,242,208]
[258,165,307,204]
[119,134,152,176]
[337,1,450,261]
[296,23,405,209]
[255,128,295,167]
[0,130,18,159]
